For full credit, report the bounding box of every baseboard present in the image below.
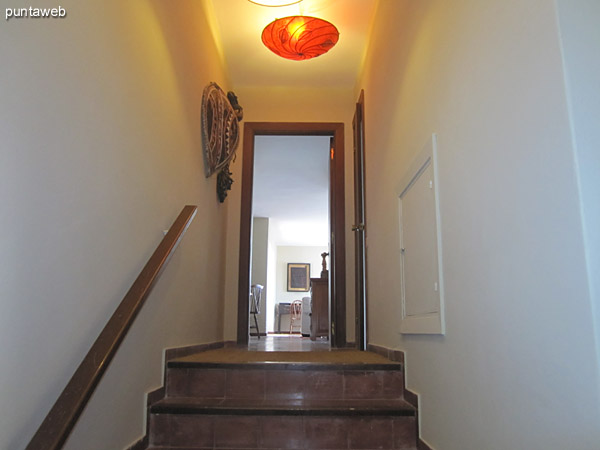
[249,332,267,337]
[367,343,434,450]
[127,340,233,450]
[367,343,405,363]
[147,385,165,404]
[404,387,419,409]
[126,436,146,450]
[418,438,434,450]
[165,339,234,361]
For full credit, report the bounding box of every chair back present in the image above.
[289,300,302,333]
[290,300,302,317]
[250,284,263,314]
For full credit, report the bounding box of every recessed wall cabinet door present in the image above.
[397,134,445,335]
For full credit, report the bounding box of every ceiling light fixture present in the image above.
[248,0,303,6]
[261,16,339,61]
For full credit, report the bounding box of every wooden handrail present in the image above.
[26,205,198,450]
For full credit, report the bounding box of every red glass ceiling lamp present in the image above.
[261,16,339,61]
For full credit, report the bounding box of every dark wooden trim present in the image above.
[237,122,346,347]
[353,89,368,350]
[26,205,198,450]
[236,124,257,345]
[329,130,347,348]
[333,123,346,348]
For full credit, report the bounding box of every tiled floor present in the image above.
[248,334,330,352]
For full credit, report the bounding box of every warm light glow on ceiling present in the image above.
[248,0,302,6]
[209,0,378,88]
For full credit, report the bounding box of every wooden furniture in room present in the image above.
[310,276,329,340]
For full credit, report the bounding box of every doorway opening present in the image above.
[250,135,329,342]
[237,122,346,348]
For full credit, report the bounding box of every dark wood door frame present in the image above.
[237,122,346,347]
[353,91,367,350]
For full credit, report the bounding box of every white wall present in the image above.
[251,217,269,334]
[555,0,600,387]
[0,1,229,448]
[358,1,600,448]
[266,227,278,332]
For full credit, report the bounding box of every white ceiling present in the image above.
[253,136,330,246]
[207,0,378,89]
[207,1,377,245]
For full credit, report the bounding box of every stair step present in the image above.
[167,349,402,369]
[166,354,404,401]
[149,410,417,449]
[168,360,403,371]
[146,349,417,449]
[151,396,416,416]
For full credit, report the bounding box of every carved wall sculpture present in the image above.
[201,82,243,202]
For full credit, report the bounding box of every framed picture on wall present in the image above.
[287,263,310,292]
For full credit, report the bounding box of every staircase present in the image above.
[144,348,418,449]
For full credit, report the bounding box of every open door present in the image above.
[237,122,346,347]
[353,91,367,350]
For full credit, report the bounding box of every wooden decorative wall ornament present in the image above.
[201,82,243,202]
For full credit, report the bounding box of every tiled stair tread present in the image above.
[169,349,401,370]
[148,448,417,450]
[168,361,402,371]
[150,396,416,416]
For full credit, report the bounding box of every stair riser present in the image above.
[149,413,417,449]
[166,368,404,400]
